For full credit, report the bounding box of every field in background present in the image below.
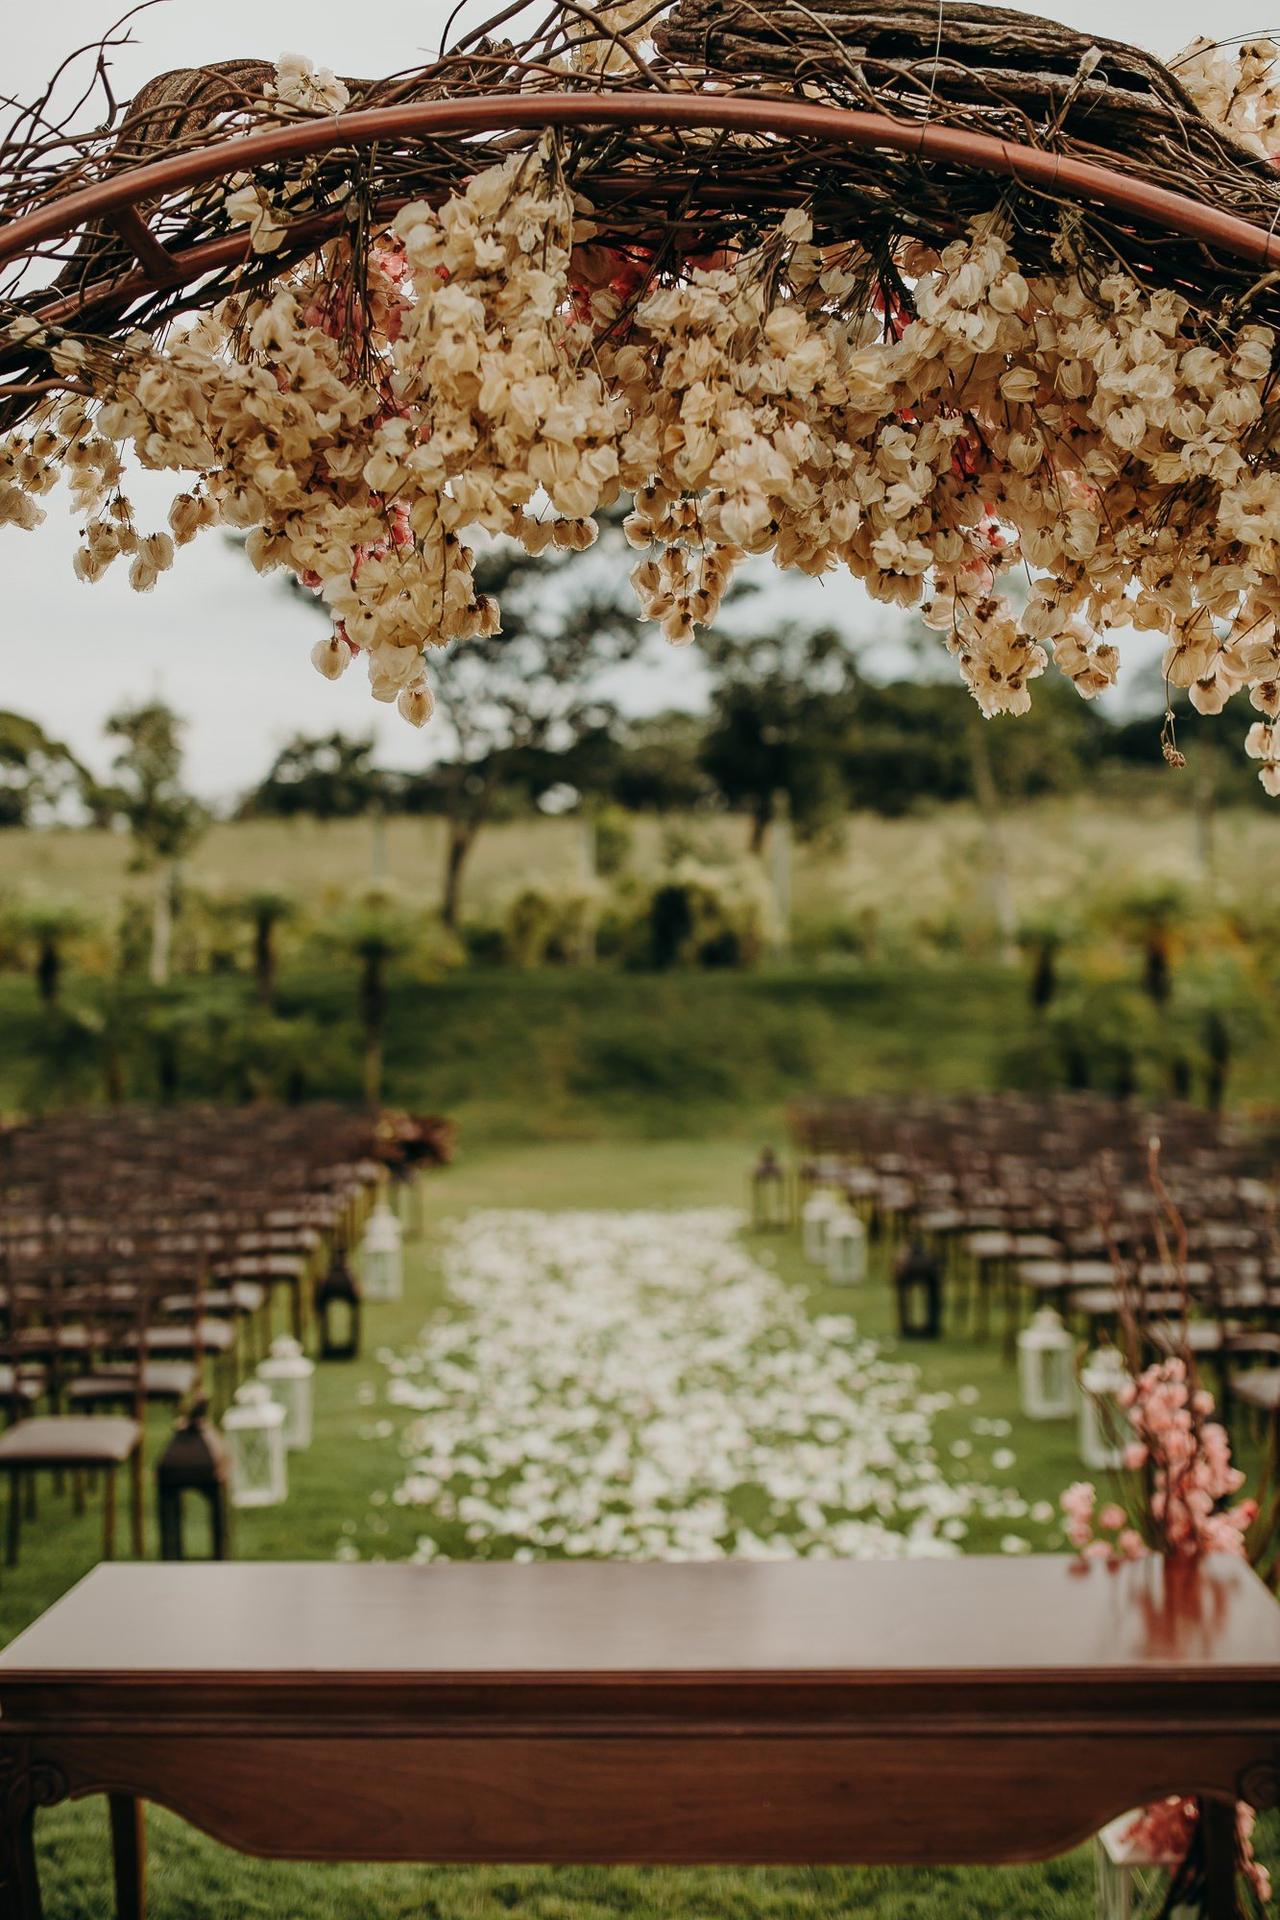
[0,793,1272,1142]
[0,793,1266,930]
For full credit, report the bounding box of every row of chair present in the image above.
[783,1092,1280,1418]
[0,1106,429,1563]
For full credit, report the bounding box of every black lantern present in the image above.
[895,1241,943,1340]
[750,1147,788,1232]
[315,1253,362,1361]
[156,1402,231,1560]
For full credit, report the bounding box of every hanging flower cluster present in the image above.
[1175,35,1280,160]
[6,87,1280,787]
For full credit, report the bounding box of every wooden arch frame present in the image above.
[4,89,1280,337]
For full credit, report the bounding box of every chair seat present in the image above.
[12,1325,91,1356]
[965,1231,1014,1261]
[1071,1287,1185,1320]
[214,1255,306,1283]
[0,1365,46,1404]
[1019,1258,1116,1293]
[1233,1368,1280,1414]
[160,1282,265,1320]
[118,1320,236,1357]
[918,1209,965,1235]
[1008,1235,1063,1261]
[1138,1262,1213,1290]
[0,1414,140,1466]
[1148,1320,1236,1355]
[67,1361,196,1404]
[1225,1330,1280,1359]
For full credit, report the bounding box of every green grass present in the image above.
[0,962,1055,1145]
[0,963,1041,1145]
[6,953,1274,1148]
[14,1136,1274,1918]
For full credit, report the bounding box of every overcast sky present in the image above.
[2,0,1265,799]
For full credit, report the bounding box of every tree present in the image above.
[240,732,387,821]
[839,680,974,815]
[418,528,643,927]
[1017,911,1076,1012]
[700,625,861,853]
[92,702,205,986]
[0,712,93,827]
[325,892,419,1105]
[274,514,646,925]
[4,899,93,1005]
[609,712,715,814]
[239,889,297,1007]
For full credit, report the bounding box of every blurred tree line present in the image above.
[238,641,1252,837]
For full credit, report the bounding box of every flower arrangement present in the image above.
[1063,1359,1272,1915]
[7,9,1280,786]
[1062,1357,1257,1564]
[1061,1130,1274,1918]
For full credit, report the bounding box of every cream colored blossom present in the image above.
[2,147,1280,784]
[265,53,350,115]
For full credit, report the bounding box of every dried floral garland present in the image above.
[6,11,1280,790]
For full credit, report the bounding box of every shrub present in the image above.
[610,857,773,970]
[461,917,507,965]
[502,886,599,967]
[591,805,634,879]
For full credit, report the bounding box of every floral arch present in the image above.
[4,3,1280,786]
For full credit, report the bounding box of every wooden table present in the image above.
[1,1555,1278,1920]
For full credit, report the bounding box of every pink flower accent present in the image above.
[1061,1358,1255,1567]
[1061,1481,1096,1521]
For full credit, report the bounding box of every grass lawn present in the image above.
[13,1135,1274,1918]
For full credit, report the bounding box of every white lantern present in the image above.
[360,1200,403,1303]
[802,1191,840,1264]
[257,1335,315,1451]
[1079,1345,1131,1472]
[825,1210,868,1286]
[1095,1813,1199,1920]
[223,1381,288,1508]
[1017,1309,1076,1421]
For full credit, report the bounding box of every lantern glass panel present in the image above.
[802,1194,837,1264]
[361,1203,404,1303]
[1079,1349,1129,1471]
[224,1384,288,1508]
[258,1336,315,1451]
[1043,1347,1071,1407]
[826,1215,867,1286]
[1017,1310,1076,1420]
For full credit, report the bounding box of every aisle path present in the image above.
[360,1206,1052,1564]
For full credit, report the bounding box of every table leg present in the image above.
[1201,1795,1242,1920]
[109,1793,145,1920]
[0,1801,42,1920]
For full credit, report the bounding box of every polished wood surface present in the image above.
[0,1557,1276,1919]
[6,1554,1278,1678]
